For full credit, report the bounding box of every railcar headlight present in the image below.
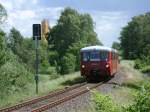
[82,65,85,68]
[106,64,109,68]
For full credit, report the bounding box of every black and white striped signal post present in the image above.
[33,24,41,94]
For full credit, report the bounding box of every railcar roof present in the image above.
[80,45,117,52]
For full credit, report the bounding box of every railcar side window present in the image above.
[112,52,115,60]
[82,52,90,61]
[100,51,108,60]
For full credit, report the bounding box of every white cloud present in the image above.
[9,10,35,20]
[0,0,63,37]
[90,11,130,46]
[32,0,38,4]
[5,7,63,37]
[0,0,130,46]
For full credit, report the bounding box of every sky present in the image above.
[0,0,150,47]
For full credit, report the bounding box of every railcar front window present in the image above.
[100,51,108,61]
[90,51,100,61]
[82,52,90,61]
[82,51,108,61]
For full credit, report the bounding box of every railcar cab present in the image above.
[80,46,118,80]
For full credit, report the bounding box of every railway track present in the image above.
[0,82,86,112]
[31,82,104,112]
[0,81,104,112]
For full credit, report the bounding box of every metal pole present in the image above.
[35,36,39,94]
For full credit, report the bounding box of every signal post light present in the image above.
[33,24,41,94]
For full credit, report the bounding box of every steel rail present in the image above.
[31,82,103,112]
[0,82,87,112]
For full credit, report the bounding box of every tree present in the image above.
[61,53,76,74]
[0,4,7,24]
[8,27,23,57]
[0,4,7,66]
[120,12,150,59]
[112,41,121,50]
[67,42,86,70]
[48,7,102,74]
[80,13,101,45]
[0,30,6,66]
[49,7,81,57]
[39,40,50,73]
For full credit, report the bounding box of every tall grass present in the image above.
[0,72,83,108]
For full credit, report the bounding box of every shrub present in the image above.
[141,65,150,73]
[124,82,150,112]
[92,91,120,112]
[0,30,6,66]
[0,60,33,97]
[134,59,144,69]
[61,53,76,74]
[46,66,57,75]
[134,56,150,73]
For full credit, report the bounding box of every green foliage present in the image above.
[40,66,57,75]
[0,30,6,66]
[46,66,57,75]
[120,12,150,59]
[49,7,81,56]
[120,12,150,72]
[68,42,87,70]
[8,27,23,55]
[134,55,150,73]
[61,53,76,74]
[0,56,33,97]
[48,7,102,74]
[0,3,7,24]
[0,28,35,98]
[7,30,36,72]
[134,59,145,69]
[112,41,121,50]
[39,40,50,73]
[48,51,59,65]
[21,38,35,72]
[92,91,120,112]
[140,66,150,73]
[124,82,150,112]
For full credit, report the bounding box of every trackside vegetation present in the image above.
[92,61,150,112]
[92,82,150,112]
[0,4,101,107]
[119,12,150,73]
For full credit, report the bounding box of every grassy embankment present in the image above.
[91,60,150,112]
[111,60,146,105]
[0,72,84,108]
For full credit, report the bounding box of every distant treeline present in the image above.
[112,12,150,72]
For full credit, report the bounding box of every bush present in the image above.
[46,66,57,75]
[124,82,150,112]
[61,53,76,74]
[0,30,6,66]
[92,91,120,112]
[134,59,145,69]
[141,66,150,73]
[134,56,150,73]
[0,60,33,97]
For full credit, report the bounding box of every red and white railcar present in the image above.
[80,46,118,81]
